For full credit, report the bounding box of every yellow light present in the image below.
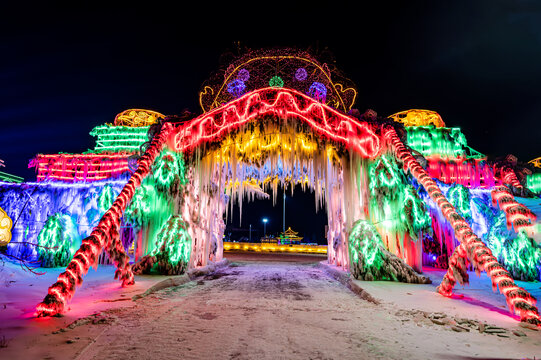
[528,157,541,169]
[0,206,13,246]
[223,242,327,254]
[388,109,445,128]
[199,55,357,113]
[113,109,164,127]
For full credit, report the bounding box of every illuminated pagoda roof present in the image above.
[279,227,303,241]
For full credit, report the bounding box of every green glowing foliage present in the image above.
[98,184,115,213]
[447,183,472,224]
[401,185,432,235]
[405,126,484,159]
[526,173,541,194]
[348,219,431,283]
[87,125,150,153]
[150,215,191,274]
[152,149,187,193]
[485,210,541,281]
[368,154,431,239]
[37,213,81,267]
[369,154,402,201]
[498,230,541,281]
[124,184,154,227]
[349,219,384,271]
[269,75,284,88]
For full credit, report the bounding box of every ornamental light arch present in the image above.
[3,47,535,326]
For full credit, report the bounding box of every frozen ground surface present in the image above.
[0,252,540,360]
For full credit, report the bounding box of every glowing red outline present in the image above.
[172,88,381,158]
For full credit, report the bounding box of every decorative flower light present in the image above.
[269,75,284,88]
[295,67,307,81]
[308,82,327,102]
[0,206,12,246]
[237,68,250,82]
[227,79,246,98]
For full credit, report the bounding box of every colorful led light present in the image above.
[199,52,357,113]
[113,109,164,127]
[269,75,284,88]
[388,109,446,127]
[405,126,484,159]
[174,87,381,158]
[384,126,540,325]
[151,215,191,267]
[0,205,13,246]
[295,67,307,81]
[87,125,149,154]
[526,173,541,194]
[36,123,173,317]
[227,79,246,98]
[308,82,327,103]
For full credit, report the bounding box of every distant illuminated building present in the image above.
[278,227,303,245]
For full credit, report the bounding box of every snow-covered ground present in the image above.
[0,254,540,359]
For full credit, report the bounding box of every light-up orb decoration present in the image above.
[308,82,327,103]
[227,79,247,98]
[113,109,165,127]
[269,76,284,88]
[0,206,13,246]
[237,68,250,82]
[295,67,307,81]
[388,109,445,128]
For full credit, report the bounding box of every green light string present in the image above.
[447,183,472,223]
[87,125,150,153]
[526,173,541,194]
[349,219,384,269]
[151,215,191,267]
[405,126,484,159]
[499,230,541,281]
[401,185,432,235]
[269,75,284,88]
[37,213,81,268]
[368,154,431,238]
[152,149,187,192]
[98,184,115,213]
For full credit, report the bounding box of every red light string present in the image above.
[384,126,540,326]
[500,166,523,189]
[491,186,536,232]
[427,157,496,188]
[35,123,173,317]
[172,87,381,158]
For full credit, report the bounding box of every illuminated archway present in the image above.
[35,77,540,327]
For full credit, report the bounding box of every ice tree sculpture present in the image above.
[132,215,191,275]
[348,219,430,283]
[37,213,81,267]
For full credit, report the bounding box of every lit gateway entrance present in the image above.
[35,49,540,326]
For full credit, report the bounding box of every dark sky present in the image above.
[1,1,540,242]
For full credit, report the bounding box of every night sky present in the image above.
[1,2,540,243]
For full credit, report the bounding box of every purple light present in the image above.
[227,79,246,98]
[308,82,327,102]
[238,69,250,82]
[295,67,307,81]
[431,255,437,261]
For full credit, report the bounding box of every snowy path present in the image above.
[71,260,541,360]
